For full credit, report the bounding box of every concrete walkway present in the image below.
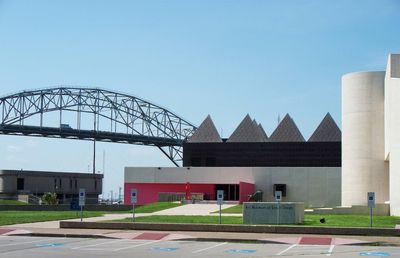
[4,203,238,229]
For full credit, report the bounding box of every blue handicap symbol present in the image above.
[35,243,64,248]
[225,249,257,254]
[360,252,390,257]
[151,247,179,252]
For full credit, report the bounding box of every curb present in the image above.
[60,221,400,237]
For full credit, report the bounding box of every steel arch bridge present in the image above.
[0,87,197,166]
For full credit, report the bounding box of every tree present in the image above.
[41,192,58,205]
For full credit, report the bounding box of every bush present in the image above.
[41,192,58,205]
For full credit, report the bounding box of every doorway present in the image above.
[215,184,239,201]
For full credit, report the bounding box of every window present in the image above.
[273,184,287,197]
[94,180,97,190]
[70,179,72,189]
[17,178,24,190]
[74,179,77,189]
[59,178,62,189]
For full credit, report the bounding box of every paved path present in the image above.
[4,203,238,229]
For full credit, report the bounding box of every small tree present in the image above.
[41,192,58,205]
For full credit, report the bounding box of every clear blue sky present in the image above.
[0,0,399,199]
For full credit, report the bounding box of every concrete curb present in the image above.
[60,221,400,236]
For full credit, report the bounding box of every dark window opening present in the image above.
[59,179,62,189]
[17,178,24,191]
[70,179,72,189]
[273,184,287,197]
[94,180,97,190]
[74,179,77,189]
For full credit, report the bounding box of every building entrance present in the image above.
[215,184,239,201]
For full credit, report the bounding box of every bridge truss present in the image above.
[0,87,197,167]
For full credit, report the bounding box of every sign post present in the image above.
[367,192,375,228]
[79,188,86,222]
[217,190,224,224]
[275,191,282,225]
[130,189,137,222]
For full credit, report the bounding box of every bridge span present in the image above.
[0,87,197,167]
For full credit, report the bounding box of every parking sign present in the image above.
[275,191,282,202]
[368,192,375,208]
[131,189,137,204]
[217,190,224,205]
[79,188,85,206]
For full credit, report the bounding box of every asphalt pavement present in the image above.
[1,235,399,258]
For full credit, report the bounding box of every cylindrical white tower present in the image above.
[342,71,389,206]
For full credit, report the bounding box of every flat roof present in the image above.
[0,169,104,178]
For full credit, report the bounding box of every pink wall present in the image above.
[124,183,215,205]
[239,181,255,204]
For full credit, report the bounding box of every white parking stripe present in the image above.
[0,237,65,247]
[192,242,227,253]
[113,240,162,252]
[327,245,335,256]
[71,239,130,250]
[276,244,297,256]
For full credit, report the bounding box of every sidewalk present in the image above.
[2,203,400,246]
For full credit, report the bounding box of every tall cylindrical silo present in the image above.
[342,71,389,206]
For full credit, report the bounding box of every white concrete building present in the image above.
[342,54,400,215]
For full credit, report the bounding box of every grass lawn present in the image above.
[112,214,400,228]
[305,214,400,228]
[0,211,106,226]
[0,200,29,205]
[133,202,183,213]
[217,204,243,213]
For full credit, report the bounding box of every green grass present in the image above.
[216,204,243,213]
[0,211,106,226]
[115,215,243,224]
[304,214,400,228]
[112,214,400,228]
[0,200,29,205]
[133,202,183,213]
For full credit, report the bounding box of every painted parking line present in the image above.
[0,237,65,247]
[71,239,130,250]
[327,245,335,256]
[113,239,163,252]
[276,244,297,256]
[192,242,227,254]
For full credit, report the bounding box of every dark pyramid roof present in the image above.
[187,115,222,143]
[269,114,305,142]
[228,115,267,142]
[308,113,341,142]
[258,123,269,140]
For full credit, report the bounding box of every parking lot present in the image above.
[0,235,398,258]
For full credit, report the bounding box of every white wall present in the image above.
[125,166,341,208]
[342,71,388,206]
[385,54,400,215]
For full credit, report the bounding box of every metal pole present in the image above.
[277,202,280,225]
[80,205,83,222]
[370,207,373,228]
[133,204,135,222]
[93,139,96,174]
[219,203,222,224]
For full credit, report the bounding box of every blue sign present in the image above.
[225,249,257,254]
[35,243,64,247]
[360,252,390,257]
[151,247,179,252]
